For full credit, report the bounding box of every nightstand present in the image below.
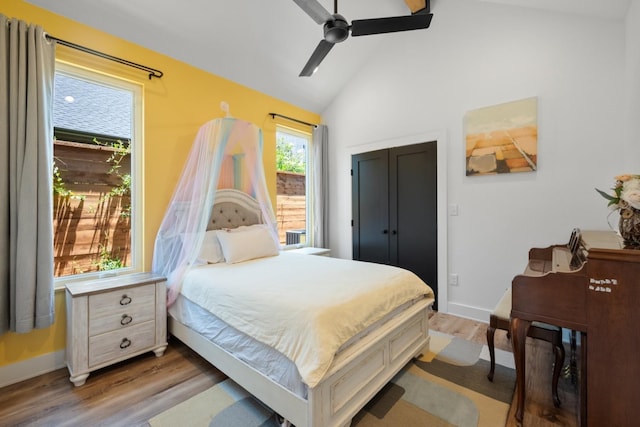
[288,247,331,256]
[65,272,167,386]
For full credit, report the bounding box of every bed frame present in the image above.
[168,189,434,427]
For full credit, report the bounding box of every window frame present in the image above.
[276,125,313,249]
[53,61,144,289]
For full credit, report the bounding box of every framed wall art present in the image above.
[464,96,538,176]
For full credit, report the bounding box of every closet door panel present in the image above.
[389,142,438,308]
[352,149,389,263]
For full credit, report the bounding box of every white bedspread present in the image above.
[180,252,433,387]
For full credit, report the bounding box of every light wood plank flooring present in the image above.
[0,312,579,426]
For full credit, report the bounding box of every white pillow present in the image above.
[217,225,280,264]
[197,230,225,264]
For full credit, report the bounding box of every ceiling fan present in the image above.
[294,0,433,76]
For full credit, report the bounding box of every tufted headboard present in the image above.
[206,189,263,230]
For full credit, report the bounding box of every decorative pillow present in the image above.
[217,225,280,264]
[197,230,225,264]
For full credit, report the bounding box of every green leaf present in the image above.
[595,188,616,201]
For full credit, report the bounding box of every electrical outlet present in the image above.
[449,273,459,286]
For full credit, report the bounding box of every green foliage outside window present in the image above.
[95,138,132,201]
[276,137,305,174]
[96,242,124,271]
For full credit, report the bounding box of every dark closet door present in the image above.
[352,142,438,310]
[351,149,389,264]
[389,142,438,310]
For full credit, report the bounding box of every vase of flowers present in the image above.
[596,174,640,246]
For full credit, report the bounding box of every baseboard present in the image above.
[445,301,491,323]
[0,350,66,388]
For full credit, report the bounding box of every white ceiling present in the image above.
[26,0,630,113]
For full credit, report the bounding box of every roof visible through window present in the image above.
[53,73,132,140]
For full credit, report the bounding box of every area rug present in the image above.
[149,331,515,427]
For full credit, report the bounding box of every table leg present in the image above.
[580,332,587,427]
[511,317,531,423]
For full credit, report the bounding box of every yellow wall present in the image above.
[0,0,320,368]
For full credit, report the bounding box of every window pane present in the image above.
[53,70,135,278]
[276,128,309,246]
[54,73,132,138]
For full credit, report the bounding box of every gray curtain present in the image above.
[311,124,329,248]
[0,15,55,334]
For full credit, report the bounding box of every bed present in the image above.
[167,189,435,427]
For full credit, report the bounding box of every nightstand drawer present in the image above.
[88,320,155,367]
[89,284,155,336]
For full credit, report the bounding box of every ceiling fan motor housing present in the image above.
[324,14,349,43]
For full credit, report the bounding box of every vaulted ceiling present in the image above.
[26,0,630,113]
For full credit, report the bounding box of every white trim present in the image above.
[346,129,449,313]
[0,350,66,388]
[446,301,491,323]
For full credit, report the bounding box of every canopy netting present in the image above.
[152,118,278,304]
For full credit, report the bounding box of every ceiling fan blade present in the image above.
[292,0,333,25]
[299,39,335,77]
[351,13,433,37]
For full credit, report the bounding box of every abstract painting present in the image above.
[464,97,538,175]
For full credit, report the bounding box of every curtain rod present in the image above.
[46,35,164,80]
[269,113,317,128]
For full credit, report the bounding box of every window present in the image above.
[276,126,311,246]
[52,62,143,286]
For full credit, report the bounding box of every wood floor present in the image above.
[0,312,579,426]
[429,312,580,427]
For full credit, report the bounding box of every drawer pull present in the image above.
[120,295,132,305]
[120,314,133,325]
[120,338,132,349]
